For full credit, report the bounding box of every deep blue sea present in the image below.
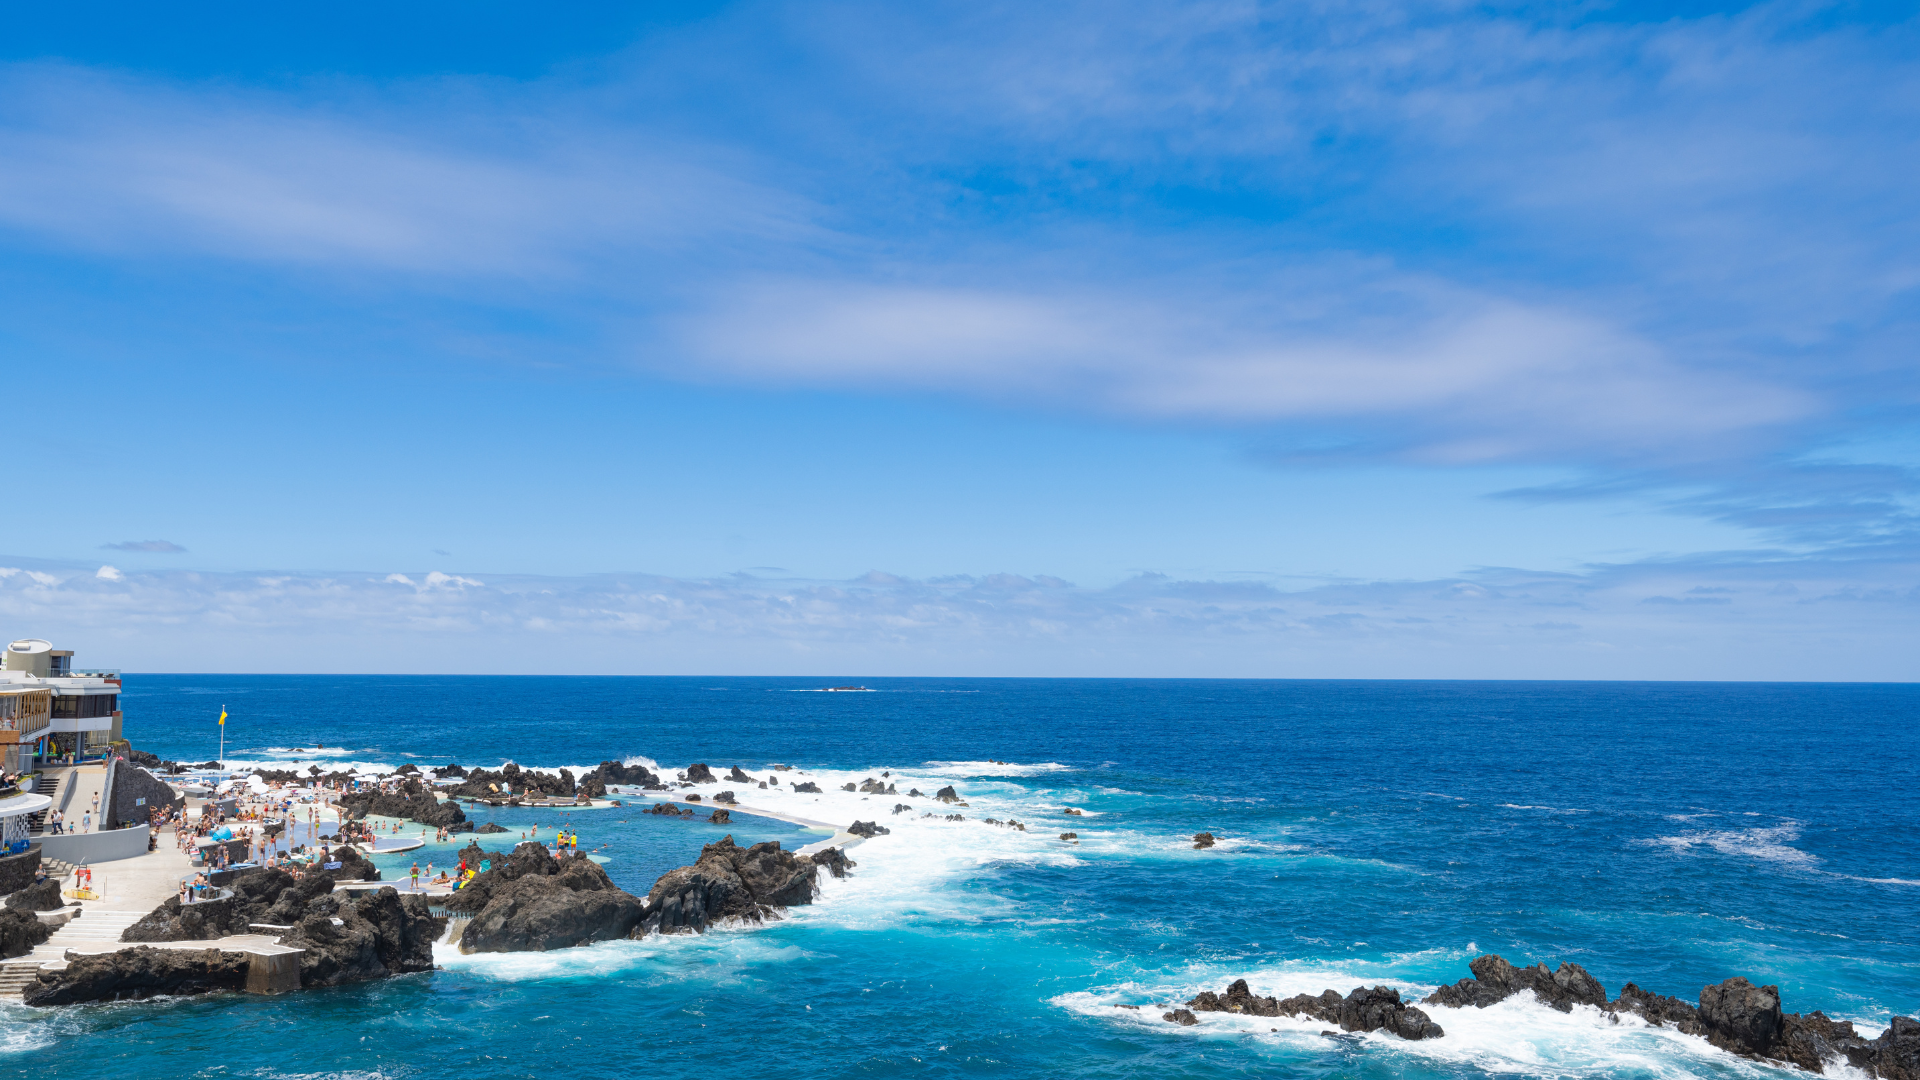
[8,676,1919,1080]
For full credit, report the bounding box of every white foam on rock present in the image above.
[1061,969,1815,1079]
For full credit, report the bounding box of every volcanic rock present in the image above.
[714,791,736,804]
[709,809,732,824]
[810,847,855,878]
[1165,1008,1199,1025]
[0,907,52,958]
[477,823,510,834]
[847,820,889,837]
[726,766,753,784]
[1192,832,1216,848]
[338,778,467,830]
[1424,954,1607,1012]
[792,782,822,793]
[635,835,827,935]
[5,877,65,912]
[453,844,645,953]
[1189,979,1444,1040]
[25,946,249,1005]
[684,763,717,784]
[934,786,962,804]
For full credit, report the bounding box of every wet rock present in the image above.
[5,877,65,912]
[841,782,858,792]
[433,763,468,777]
[810,847,855,878]
[792,782,822,794]
[847,821,890,838]
[1190,979,1444,1040]
[1192,832,1216,849]
[645,802,695,818]
[1060,832,1078,841]
[477,823,510,834]
[455,847,645,953]
[338,778,467,829]
[758,781,768,789]
[908,788,924,797]
[858,778,896,795]
[684,763,717,784]
[892,803,913,814]
[0,907,52,958]
[709,809,732,824]
[1063,807,1083,816]
[726,766,753,784]
[287,888,443,984]
[394,764,420,775]
[1699,977,1786,1060]
[685,793,703,803]
[25,946,249,1006]
[635,835,825,935]
[1165,1008,1199,1025]
[1424,954,1607,1012]
[935,786,962,804]
[714,791,736,804]
[1609,982,1705,1034]
[578,760,665,792]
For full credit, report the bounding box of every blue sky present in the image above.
[2,1,1916,677]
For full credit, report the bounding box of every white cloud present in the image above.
[0,558,1911,679]
[687,280,1811,461]
[95,565,123,581]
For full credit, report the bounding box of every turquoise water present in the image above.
[7,677,1918,1079]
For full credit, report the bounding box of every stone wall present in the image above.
[0,847,43,896]
[110,763,183,828]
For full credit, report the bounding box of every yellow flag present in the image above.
[218,707,227,726]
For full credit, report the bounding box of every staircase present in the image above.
[24,774,61,834]
[0,961,41,999]
[24,909,151,973]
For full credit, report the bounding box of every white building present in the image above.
[0,638,122,775]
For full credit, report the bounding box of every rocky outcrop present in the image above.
[6,877,64,912]
[433,763,468,777]
[281,888,442,986]
[477,822,510,834]
[25,946,249,1005]
[448,763,580,801]
[792,781,822,793]
[1186,979,1444,1039]
[1192,832,1216,849]
[447,842,646,953]
[714,791,736,804]
[935,786,962,804]
[811,847,855,878]
[848,821,890,837]
[123,858,380,943]
[577,760,665,795]
[709,809,732,824]
[1165,1008,1199,1025]
[858,777,896,795]
[338,778,468,830]
[33,880,441,1005]
[726,766,753,784]
[646,802,695,818]
[0,907,52,958]
[635,835,833,935]
[1425,954,1607,1012]
[1422,954,1920,1079]
[683,763,717,784]
[1611,982,1705,1033]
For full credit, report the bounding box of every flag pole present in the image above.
[219,704,226,767]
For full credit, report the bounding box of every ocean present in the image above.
[7,676,1918,1079]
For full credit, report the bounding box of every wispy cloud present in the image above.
[0,555,1911,678]
[102,540,186,553]
[0,2,1914,554]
